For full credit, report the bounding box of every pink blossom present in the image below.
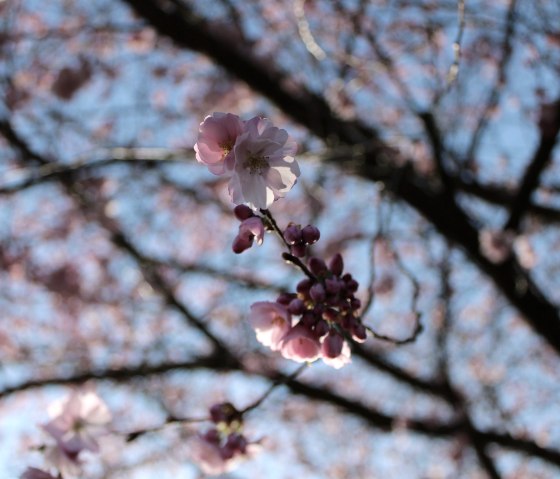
[280,324,321,363]
[232,217,265,254]
[228,116,299,209]
[194,112,244,175]
[189,432,235,475]
[249,301,292,351]
[20,468,58,479]
[189,430,253,476]
[43,445,82,477]
[43,388,111,456]
[479,228,514,263]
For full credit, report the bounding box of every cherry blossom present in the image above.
[43,388,112,456]
[189,403,256,475]
[248,252,365,368]
[194,112,244,175]
[249,301,292,351]
[228,116,299,209]
[279,324,322,362]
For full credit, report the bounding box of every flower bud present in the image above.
[277,292,296,305]
[284,224,302,245]
[310,282,326,302]
[322,331,344,358]
[290,243,307,257]
[329,253,344,277]
[296,278,313,295]
[288,298,306,315]
[301,225,320,245]
[232,234,253,254]
[309,257,328,276]
[325,278,341,294]
[233,204,254,221]
[314,319,330,337]
[351,322,367,343]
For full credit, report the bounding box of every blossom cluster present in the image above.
[21,388,111,479]
[250,253,365,368]
[195,112,300,210]
[189,402,256,475]
[195,113,368,369]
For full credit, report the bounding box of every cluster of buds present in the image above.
[189,403,255,475]
[249,253,365,368]
[232,205,266,254]
[21,388,111,479]
[283,223,320,257]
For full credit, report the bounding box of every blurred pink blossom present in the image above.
[194,112,244,175]
[20,468,59,479]
[228,116,299,209]
[42,388,111,460]
[189,428,255,475]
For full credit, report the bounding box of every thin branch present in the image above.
[504,99,560,232]
[467,0,517,159]
[0,148,188,194]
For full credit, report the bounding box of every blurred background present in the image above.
[1,0,560,477]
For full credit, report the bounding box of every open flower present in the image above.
[249,301,292,351]
[43,388,111,459]
[228,116,299,209]
[194,112,244,175]
[279,324,321,363]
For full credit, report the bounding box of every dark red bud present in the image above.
[288,298,306,315]
[301,225,320,245]
[232,235,253,254]
[352,322,367,343]
[290,243,307,257]
[284,224,302,245]
[277,292,296,305]
[310,283,326,302]
[322,331,344,358]
[309,257,328,276]
[314,319,330,337]
[296,278,314,295]
[234,204,254,221]
[329,254,344,276]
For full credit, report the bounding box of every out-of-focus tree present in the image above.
[1,0,560,477]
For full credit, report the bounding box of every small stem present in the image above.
[124,414,207,442]
[240,363,309,415]
[260,208,290,248]
[260,208,316,280]
[282,252,315,280]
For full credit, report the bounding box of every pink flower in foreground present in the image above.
[194,112,244,175]
[232,216,265,254]
[280,324,321,363]
[43,388,112,456]
[249,301,292,351]
[20,468,59,479]
[228,116,299,209]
